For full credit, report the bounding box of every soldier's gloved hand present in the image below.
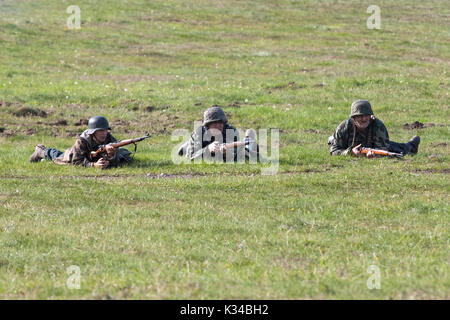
[219,144,227,153]
[105,145,115,157]
[351,144,363,157]
[94,158,110,169]
[207,141,220,153]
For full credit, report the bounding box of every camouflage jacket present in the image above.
[330,116,390,156]
[185,124,239,160]
[53,130,121,167]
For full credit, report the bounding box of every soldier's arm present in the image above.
[330,122,351,156]
[71,138,97,167]
[186,128,209,159]
[104,134,121,167]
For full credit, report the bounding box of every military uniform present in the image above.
[329,100,420,156]
[30,116,132,167]
[179,106,260,162]
[330,116,391,155]
[48,130,129,167]
[185,123,240,161]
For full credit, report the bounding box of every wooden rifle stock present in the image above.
[90,132,151,159]
[360,147,403,158]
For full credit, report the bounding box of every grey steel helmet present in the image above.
[350,100,374,117]
[203,106,227,126]
[86,116,111,135]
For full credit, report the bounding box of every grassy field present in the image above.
[0,0,449,299]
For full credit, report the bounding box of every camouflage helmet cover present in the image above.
[350,100,374,117]
[86,116,111,135]
[203,106,228,126]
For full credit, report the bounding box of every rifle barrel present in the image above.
[361,147,403,157]
[90,133,150,158]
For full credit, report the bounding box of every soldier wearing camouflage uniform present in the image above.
[178,106,262,162]
[29,116,132,168]
[178,106,241,161]
[329,100,420,157]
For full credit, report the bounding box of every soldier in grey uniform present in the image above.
[328,100,420,157]
[29,116,132,168]
[179,106,260,162]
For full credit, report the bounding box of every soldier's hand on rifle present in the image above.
[219,144,227,153]
[94,158,109,169]
[365,150,376,158]
[351,144,363,157]
[105,144,115,157]
[207,141,221,153]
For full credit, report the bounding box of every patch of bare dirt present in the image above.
[65,130,79,137]
[228,101,241,107]
[12,107,47,118]
[0,101,23,108]
[149,111,179,134]
[431,142,448,147]
[25,128,37,136]
[403,121,441,130]
[306,128,322,134]
[112,119,130,131]
[404,121,425,129]
[74,119,89,126]
[50,119,68,126]
[0,129,15,137]
[113,119,129,126]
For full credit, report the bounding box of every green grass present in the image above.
[0,0,449,299]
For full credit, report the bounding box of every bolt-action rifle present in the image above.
[360,147,403,158]
[190,129,257,161]
[90,132,150,159]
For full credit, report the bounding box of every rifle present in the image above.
[90,132,150,159]
[360,147,403,158]
[190,129,256,161]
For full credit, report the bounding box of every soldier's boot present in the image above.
[407,136,420,154]
[29,144,46,162]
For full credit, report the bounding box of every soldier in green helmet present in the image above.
[178,106,259,162]
[329,100,420,157]
[29,116,132,168]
